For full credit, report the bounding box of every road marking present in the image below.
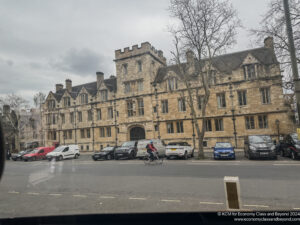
[200,202,224,205]
[8,191,19,194]
[27,192,40,195]
[129,197,146,200]
[73,194,87,198]
[244,204,269,208]
[161,199,181,203]
[99,196,115,199]
[119,162,143,165]
[48,193,62,196]
[187,163,240,166]
[293,208,300,210]
[273,164,300,166]
[191,160,241,163]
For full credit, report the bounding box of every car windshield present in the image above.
[101,147,114,151]
[121,141,135,147]
[52,146,65,152]
[249,136,272,143]
[137,140,152,147]
[29,149,39,154]
[215,143,232,148]
[168,142,186,146]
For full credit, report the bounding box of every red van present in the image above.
[23,146,55,161]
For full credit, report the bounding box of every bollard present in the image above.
[224,176,241,210]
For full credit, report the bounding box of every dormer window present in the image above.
[100,90,108,101]
[137,60,142,72]
[243,64,257,79]
[168,77,178,91]
[63,97,71,107]
[48,100,56,109]
[80,93,88,104]
[123,63,128,75]
[208,70,217,85]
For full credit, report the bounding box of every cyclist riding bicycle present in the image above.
[146,141,157,161]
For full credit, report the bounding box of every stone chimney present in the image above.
[96,72,104,89]
[3,105,10,115]
[186,50,195,66]
[65,79,72,92]
[264,37,274,50]
[55,84,63,93]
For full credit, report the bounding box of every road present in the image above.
[0,156,300,218]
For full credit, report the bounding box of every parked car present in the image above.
[280,133,300,160]
[11,149,34,161]
[114,141,138,160]
[46,145,80,161]
[165,142,194,159]
[23,146,55,161]
[92,146,117,161]
[213,142,235,160]
[244,135,277,160]
[136,139,166,159]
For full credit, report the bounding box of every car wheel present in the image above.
[291,151,296,160]
[130,151,135,159]
[184,152,188,160]
[74,154,79,159]
[248,153,253,160]
[12,158,17,161]
[58,155,63,161]
[107,154,112,160]
[48,158,52,161]
[273,156,278,160]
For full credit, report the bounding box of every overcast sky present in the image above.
[0,0,270,105]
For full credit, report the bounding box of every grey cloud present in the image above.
[49,48,110,75]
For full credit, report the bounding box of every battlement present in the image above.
[115,42,166,64]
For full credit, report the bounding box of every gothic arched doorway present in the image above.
[130,126,145,141]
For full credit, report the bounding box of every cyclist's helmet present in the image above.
[150,140,153,144]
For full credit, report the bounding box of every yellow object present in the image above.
[297,128,300,139]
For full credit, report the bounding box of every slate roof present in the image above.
[154,47,278,84]
[52,77,117,102]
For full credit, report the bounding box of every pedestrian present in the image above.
[6,149,11,160]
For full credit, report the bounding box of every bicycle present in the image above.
[143,151,163,165]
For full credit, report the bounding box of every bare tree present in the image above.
[0,93,29,113]
[33,92,46,145]
[168,0,241,159]
[250,0,300,92]
[33,92,46,108]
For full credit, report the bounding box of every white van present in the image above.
[46,145,80,161]
[136,139,166,159]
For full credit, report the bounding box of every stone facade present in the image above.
[18,108,42,149]
[42,38,295,151]
[1,105,19,153]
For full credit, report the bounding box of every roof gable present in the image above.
[154,47,279,83]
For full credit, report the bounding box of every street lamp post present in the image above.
[229,78,238,148]
[275,119,280,141]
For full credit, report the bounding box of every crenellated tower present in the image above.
[114,42,166,98]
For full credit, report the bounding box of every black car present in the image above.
[11,149,33,161]
[114,141,138,160]
[280,133,300,160]
[92,146,117,161]
[244,135,277,160]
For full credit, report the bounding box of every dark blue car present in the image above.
[213,142,235,160]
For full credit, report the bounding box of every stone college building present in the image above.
[42,37,295,151]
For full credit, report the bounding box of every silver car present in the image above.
[136,139,166,159]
